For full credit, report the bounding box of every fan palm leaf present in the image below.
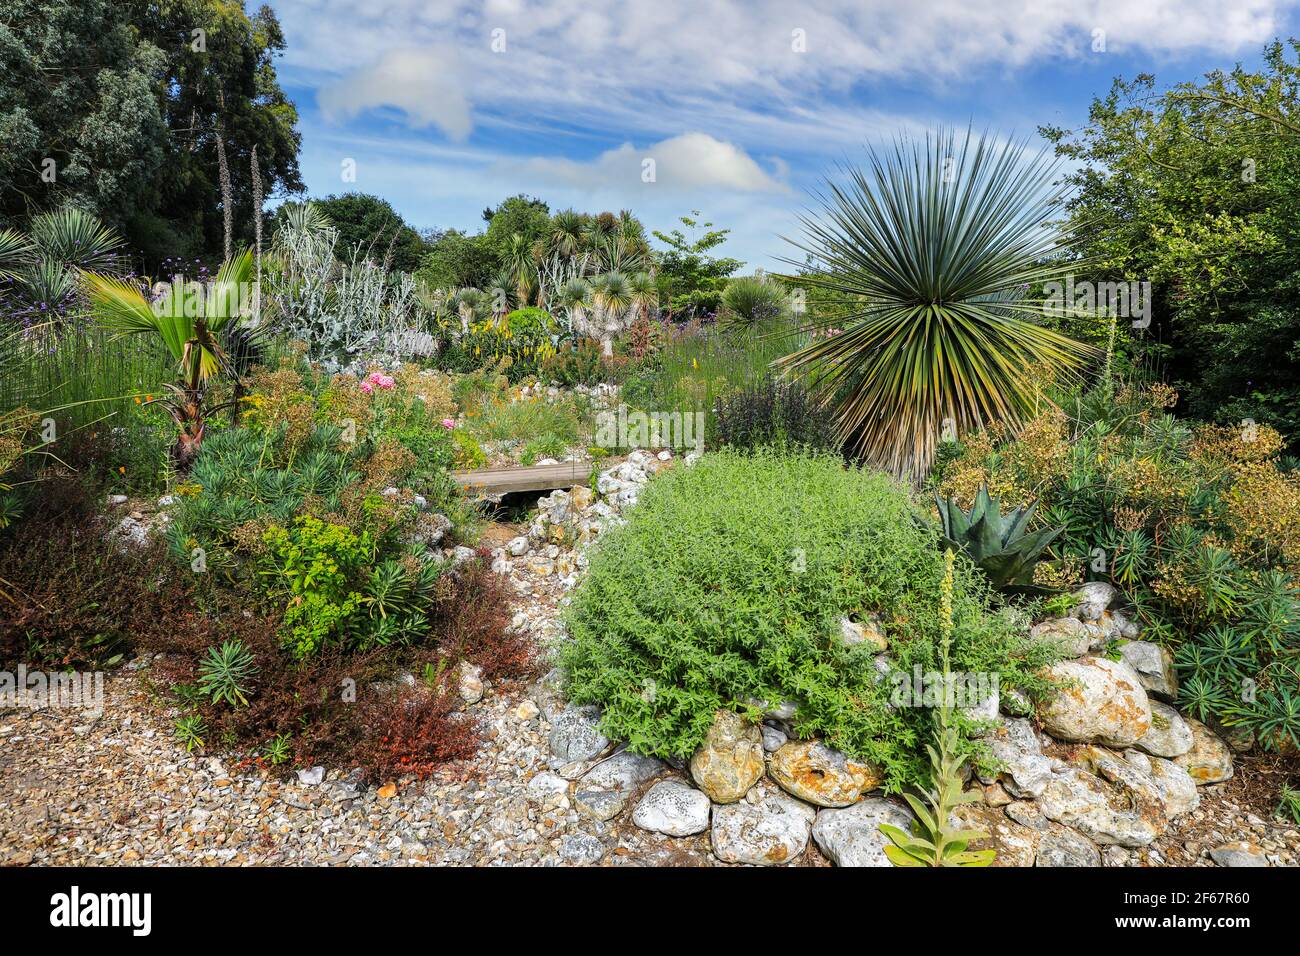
[775,128,1098,479]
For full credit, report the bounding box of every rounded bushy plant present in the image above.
[561,448,1058,790]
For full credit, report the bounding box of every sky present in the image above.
[266,0,1299,271]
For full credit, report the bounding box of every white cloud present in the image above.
[317,47,473,140]
[282,0,1292,141]
[499,133,788,193]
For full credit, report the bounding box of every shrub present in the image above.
[521,432,568,465]
[935,383,1300,752]
[561,448,1058,790]
[718,276,789,335]
[541,338,625,386]
[0,475,182,668]
[712,375,839,454]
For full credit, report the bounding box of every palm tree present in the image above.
[85,250,255,469]
[775,128,1099,479]
[505,232,536,306]
[572,271,657,356]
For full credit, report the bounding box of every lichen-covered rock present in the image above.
[1119,640,1178,700]
[1135,701,1194,758]
[1028,617,1093,658]
[1141,753,1200,818]
[632,780,711,836]
[1035,824,1102,867]
[984,717,1053,798]
[838,616,888,651]
[1173,718,1234,785]
[689,710,764,803]
[578,750,664,794]
[711,787,816,865]
[1035,766,1165,847]
[767,740,882,807]
[951,802,1040,867]
[548,705,609,765]
[1073,581,1118,621]
[811,797,913,867]
[1037,657,1151,747]
[1209,841,1268,867]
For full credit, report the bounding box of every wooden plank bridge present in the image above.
[453,461,591,496]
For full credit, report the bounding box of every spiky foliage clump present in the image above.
[776,128,1098,479]
[719,275,789,336]
[935,487,1062,594]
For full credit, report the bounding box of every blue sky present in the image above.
[267,0,1298,271]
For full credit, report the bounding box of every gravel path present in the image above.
[2,510,1295,867]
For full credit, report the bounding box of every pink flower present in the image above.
[360,381,374,395]
[368,372,395,390]
[441,418,456,430]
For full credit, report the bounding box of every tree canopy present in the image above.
[1042,39,1300,449]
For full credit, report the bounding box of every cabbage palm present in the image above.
[775,129,1099,479]
[574,270,656,356]
[85,250,254,469]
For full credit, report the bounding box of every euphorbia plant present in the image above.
[85,250,255,470]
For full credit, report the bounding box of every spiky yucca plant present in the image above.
[776,128,1099,480]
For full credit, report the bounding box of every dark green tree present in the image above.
[1042,39,1300,449]
[311,193,427,272]
[652,211,743,316]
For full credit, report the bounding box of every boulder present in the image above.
[1143,754,1200,818]
[1028,617,1093,658]
[578,750,664,794]
[574,790,625,821]
[1173,718,1234,785]
[1073,581,1118,621]
[951,802,1039,867]
[711,787,817,865]
[632,780,711,836]
[811,797,913,867]
[1037,657,1151,747]
[1035,766,1165,847]
[1209,841,1269,867]
[689,710,765,803]
[1035,824,1102,867]
[767,740,882,807]
[548,705,609,765]
[1118,640,1178,700]
[984,717,1053,799]
[1134,701,1194,758]
[838,616,888,652]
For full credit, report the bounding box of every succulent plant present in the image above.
[934,487,1061,594]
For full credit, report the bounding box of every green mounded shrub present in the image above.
[560,448,1059,790]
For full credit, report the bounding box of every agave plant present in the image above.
[775,128,1099,479]
[85,250,255,469]
[935,487,1062,594]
